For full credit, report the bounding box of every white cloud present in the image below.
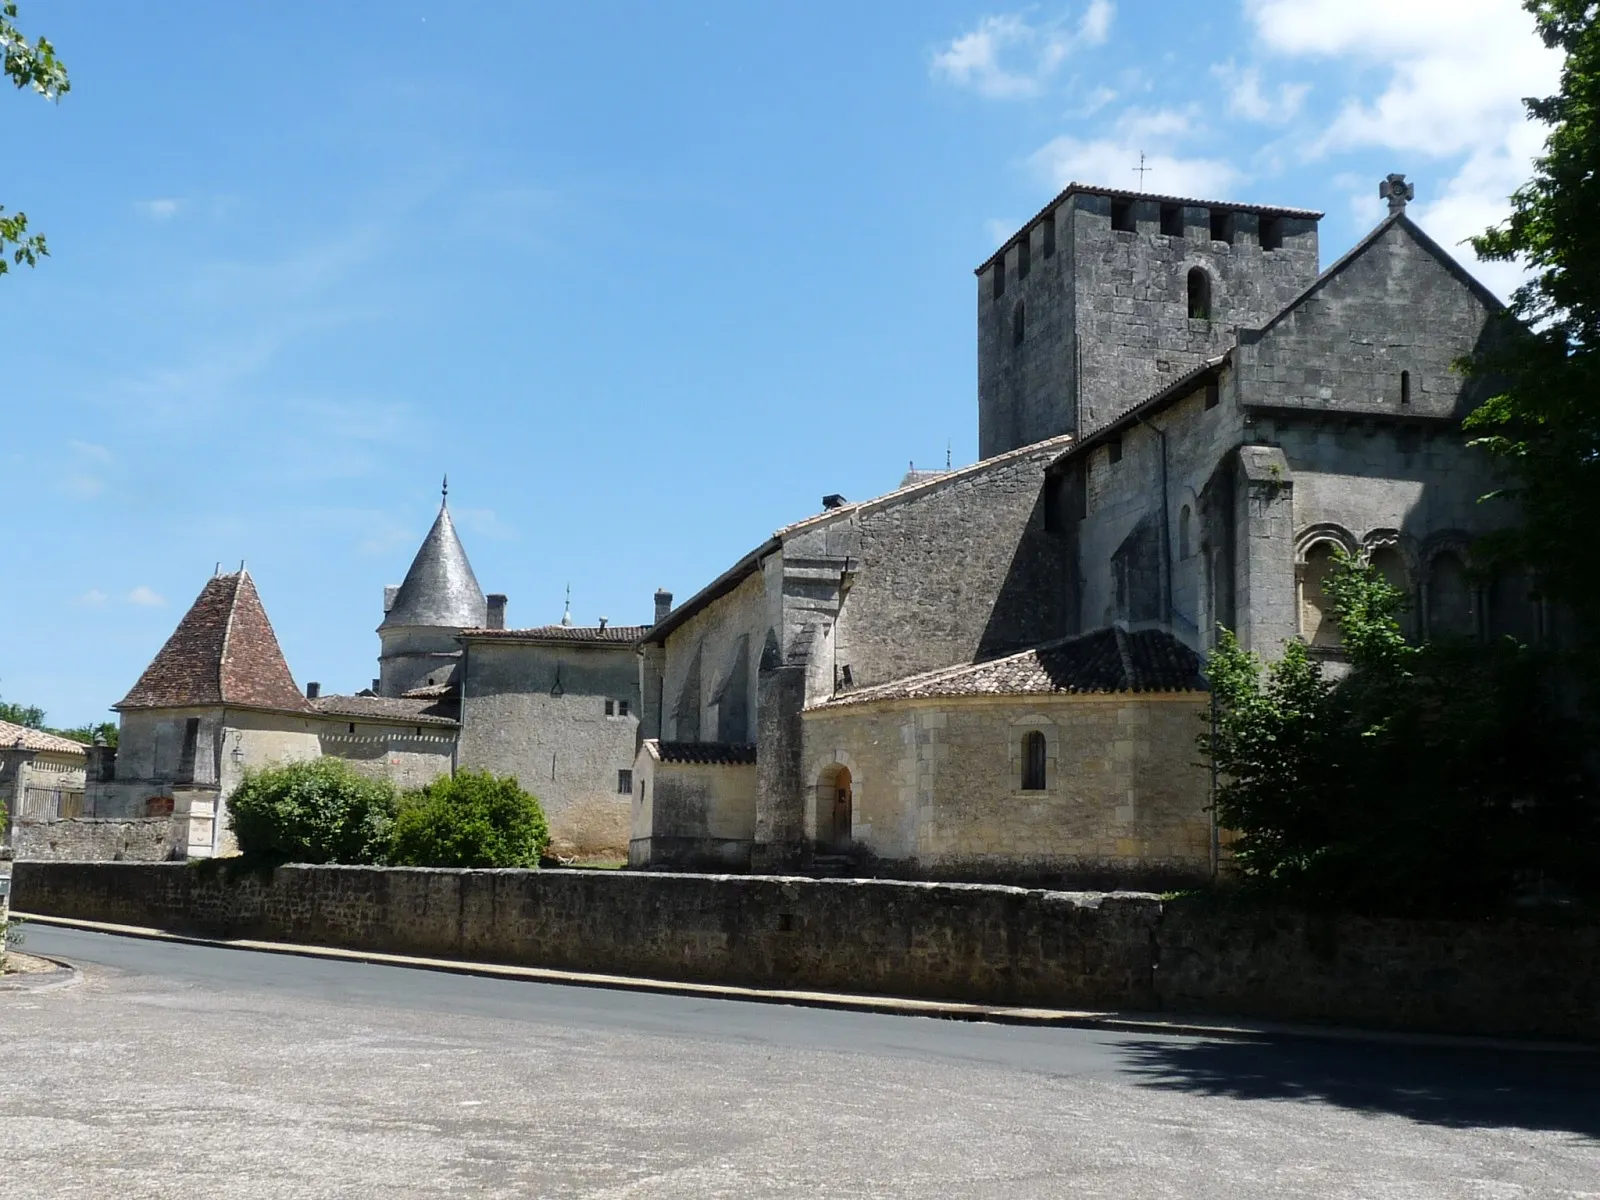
[1030,106,1241,198]
[932,5,1116,99]
[75,589,108,608]
[127,586,166,607]
[136,198,182,220]
[1213,60,1309,124]
[1244,0,1561,290]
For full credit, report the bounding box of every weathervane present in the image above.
[441,474,449,505]
[1133,151,1151,189]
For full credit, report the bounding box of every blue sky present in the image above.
[2,0,1560,724]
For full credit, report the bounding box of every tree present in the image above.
[1467,1,1600,678]
[227,758,399,865]
[1202,549,1598,916]
[389,771,550,869]
[50,721,118,748]
[0,694,45,729]
[1,1,68,275]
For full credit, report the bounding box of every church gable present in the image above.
[1236,215,1505,422]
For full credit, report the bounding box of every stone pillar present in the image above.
[750,631,807,872]
[1233,445,1297,656]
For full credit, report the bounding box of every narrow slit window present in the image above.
[1400,370,1411,404]
[1111,199,1135,232]
[1205,381,1220,409]
[1260,216,1284,251]
[1017,236,1031,281]
[1160,204,1184,237]
[1021,730,1047,791]
[1187,268,1212,320]
[1042,215,1056,258]
[1108,439,1123,465]
[1012,302,1025,348]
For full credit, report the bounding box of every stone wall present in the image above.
[802,693,1212,887]
[15,861,1599,1040]
[629,745,757,869]
[459,639,639,853]
[12,817,177,861]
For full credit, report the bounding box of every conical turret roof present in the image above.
[380,501,487,630]
[116,571,311,712]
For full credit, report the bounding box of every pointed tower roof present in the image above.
[380,490,487,630]
[116,571,311,712]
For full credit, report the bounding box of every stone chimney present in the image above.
[486,594,507,630]
[305,681,321,700]
[654,589,673,625]
[383,585,400,614]
[822,494,847,510]
[598,617,609,630]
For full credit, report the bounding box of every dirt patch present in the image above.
[2,951,60,976]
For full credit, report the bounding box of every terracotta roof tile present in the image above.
[0,720,89,756]
[812,628,1206,709]
[459,624,649,645]
[311,694,459,727]
[116,572,311,712]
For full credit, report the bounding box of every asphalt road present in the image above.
[2,926,1596,1199]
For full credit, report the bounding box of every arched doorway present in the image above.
[817,763,853,846]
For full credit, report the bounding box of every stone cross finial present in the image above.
[1380,173,1415,214]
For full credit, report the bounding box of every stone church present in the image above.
[631,176,1530,886]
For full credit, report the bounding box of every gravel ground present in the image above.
[3,925,1596,1199]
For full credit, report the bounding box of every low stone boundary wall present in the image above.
[12,818,176,863]
[14,861,1600,1040]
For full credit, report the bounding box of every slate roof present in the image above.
[116,571,311,712]
[811,627,1205,709]
[311,694,459,727]
[648,740,759,766]
[381,503,487,630]
[0,719,89,756]
[976,182,1324,274]
[459,624,649,645]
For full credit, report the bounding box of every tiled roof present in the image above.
[399,682,458,699]
[116,572,311,712]
[381,503,487,630]
[311,694,459,727]
[0,720,88,756]
[648,740,759,766]
[459,624,649,645]
[811,627,1206,709]
[976,182,1324,274]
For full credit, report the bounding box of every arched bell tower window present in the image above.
[1021,730,1047,791]
[1187,268,1212,320]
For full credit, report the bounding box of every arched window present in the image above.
[1400,370,1411,404]
[1012,301,1025,347]
[1021,730,1047,791]
[1178,505,1193,559]
[1300,541,1342,647]
[1428,551,1476,638]
[1369,546,1415,639]
[1187,268,1211,320]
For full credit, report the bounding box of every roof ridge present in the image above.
[216,570,242,706]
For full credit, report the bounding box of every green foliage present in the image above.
[50,721,118,748]
[1202,549,1599,916]
[1465,2,1600,683]
[0,2,67,277]
[0,694,44,728]
[388,771,550,869]
[227,758,398,866]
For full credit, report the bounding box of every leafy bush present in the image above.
[1202,548,1599,916]
[227,758,398,865]
[388,771,549,869]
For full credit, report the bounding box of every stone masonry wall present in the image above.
[15,861,1600,1039]
[12,818,176,862]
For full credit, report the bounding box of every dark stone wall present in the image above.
[17,862,1600,1039]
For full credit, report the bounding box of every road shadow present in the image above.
[1116,1035,1600,1139]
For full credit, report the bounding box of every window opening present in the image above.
[1017,237,1031,281]
[617,769,633,795]
[1204,381,1220,409]
[1012,302,1025,348]
[1209,210,1234,244]
[1111,199,1135,232]
[1260,216,1284,251]
[1400,370,1411,404]
[619,699,629,717]
[1108,439,1123,465]
[605,699,615,716]
[1042,215,1056,258]
[992,260,1005,300]
[1021,730,1047,791]
[348,722,355,734]
[1187,268,1211,320]
[1160,204,1184,238]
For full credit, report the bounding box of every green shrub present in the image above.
[227,758,398,865]
[388,771,549,869]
